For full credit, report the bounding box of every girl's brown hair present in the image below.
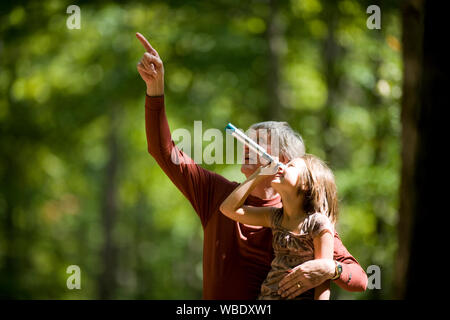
[297,154,338,224]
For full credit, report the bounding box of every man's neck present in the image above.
[249,178,279,200]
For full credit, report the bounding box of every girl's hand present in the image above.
[259,161,280,175]
[136,33,164,96]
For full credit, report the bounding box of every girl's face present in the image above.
[271,158,306,194]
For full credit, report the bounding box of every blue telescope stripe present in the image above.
[225,123,236,131]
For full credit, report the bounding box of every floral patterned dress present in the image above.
[258,208,334,300]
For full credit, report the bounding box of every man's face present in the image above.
[240,129,286,178]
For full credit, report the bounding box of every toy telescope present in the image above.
[225,123,285,169]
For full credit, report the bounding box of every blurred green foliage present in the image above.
[0,0,400,299]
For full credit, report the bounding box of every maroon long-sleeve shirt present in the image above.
[145,95,367,299]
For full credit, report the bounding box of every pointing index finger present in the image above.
[136,32,158,57]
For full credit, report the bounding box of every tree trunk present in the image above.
[320,4,343,164]
[397,0,445,298]
[98,107,120,299]
[265,0,283,120]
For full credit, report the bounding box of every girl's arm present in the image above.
[219,165,276,227]
[313,230,334,300]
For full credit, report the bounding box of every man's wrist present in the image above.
[146,90,164,97]
[146,84,164,97]
[331,260,343,280]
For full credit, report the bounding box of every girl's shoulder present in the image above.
[270,207,284,229]
[304,213,334,238]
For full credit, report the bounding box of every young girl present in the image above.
[220,154,338,300]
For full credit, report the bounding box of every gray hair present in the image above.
[248,121,305,161]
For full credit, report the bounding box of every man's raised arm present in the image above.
[136,33,235,227]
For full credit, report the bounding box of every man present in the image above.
[136,32,367,299]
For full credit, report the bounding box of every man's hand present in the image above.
[278,259,335,299]
[136,32,164,96]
